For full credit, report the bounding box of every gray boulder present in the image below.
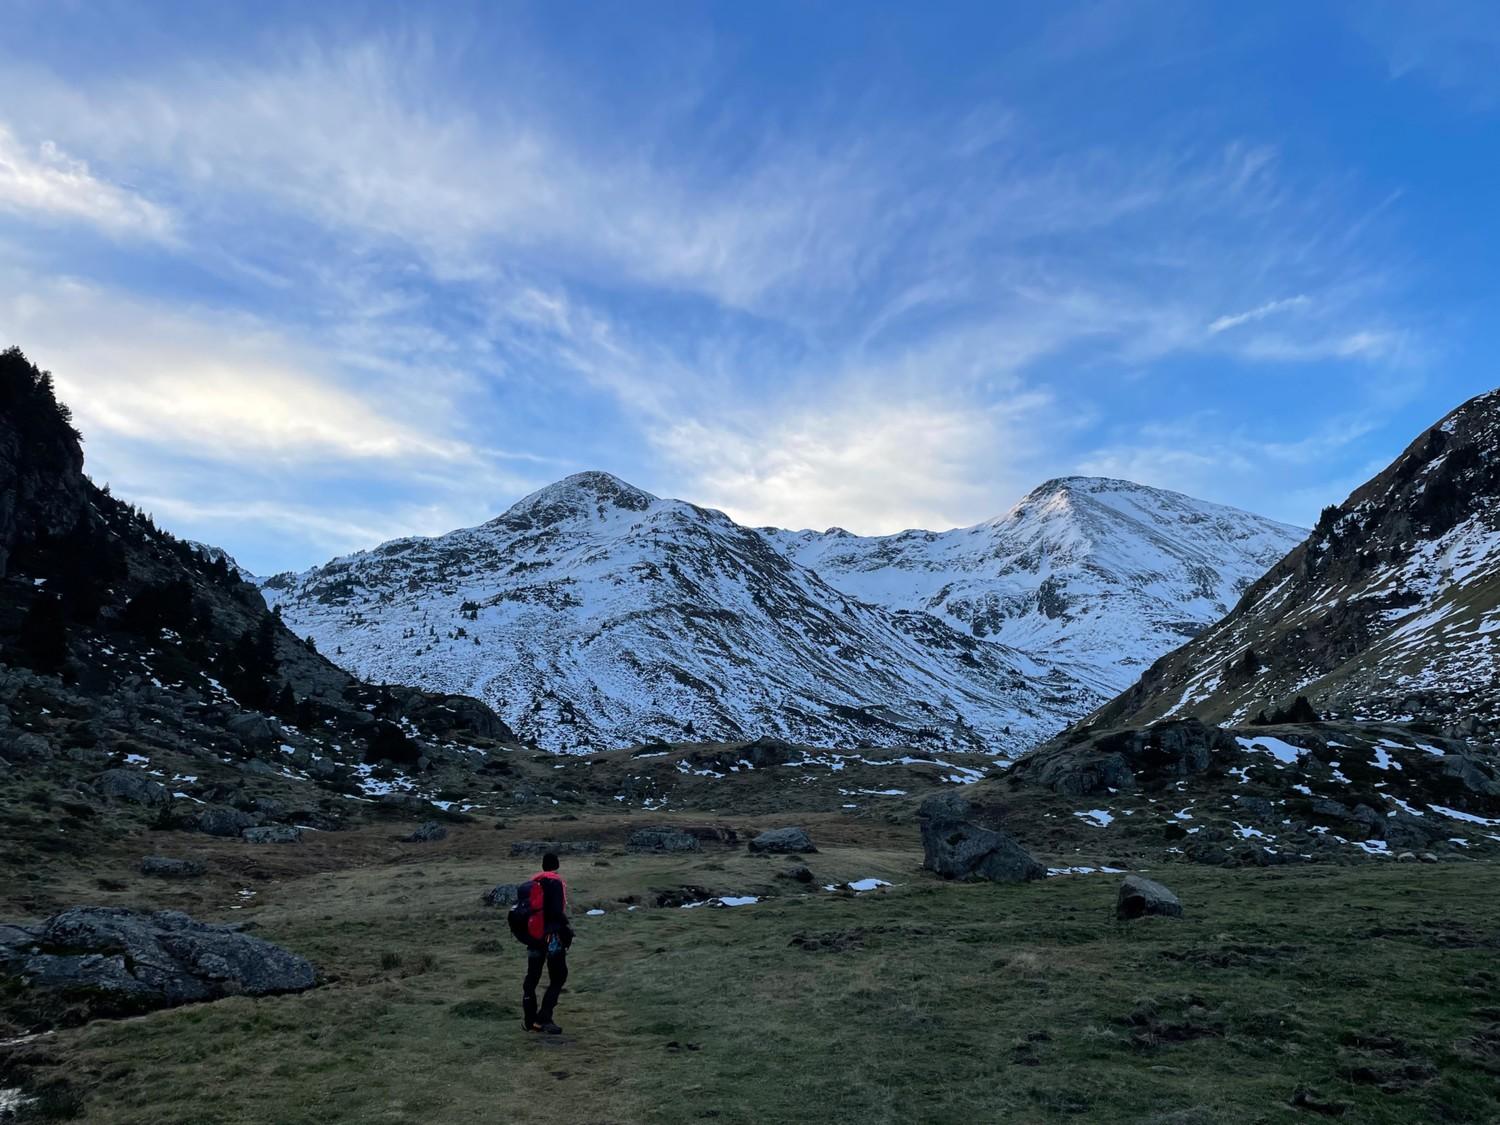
[748,827,817,855]
[1443,752,1500,797]
[242,826,303,845]
[919,814,1044,883]
[378,793,439,816]
[195,806,258,838]
[1116,875,1183,920]
[403,821,448,843]
[225,711,279,749]
[6,907,316,1009]
[1,730,53,762]
[1383,812,1438,850]
[223,714,280,750]
[628,827,700,853]
[307,755,339,780]
[738,736,796,769]
[483,882,525,907]
[141,857,206,878]
[918,792,1044,883]
[95,768,170,807]
[0,923,40,956]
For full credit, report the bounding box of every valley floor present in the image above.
[4,815,1499,1124]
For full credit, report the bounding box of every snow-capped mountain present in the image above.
[763,477,1306,697]
[1091,387,1500,731]
[262,472,1097,756]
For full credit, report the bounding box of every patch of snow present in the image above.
[1388,796,1424,817]
[1429,805,1500,826]
[586,909,605,916]
[847,878,892,892]
[1371,743,1404,771]
[1073,809,1114,828]
[1356,840,1390,855]
[123,753,149,766]
[1235,736,1306,764]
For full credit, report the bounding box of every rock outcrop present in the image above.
[748,827,817,854]
[0,907,317,1018]
[628,827,700,853]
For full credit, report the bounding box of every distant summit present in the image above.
[766,476,1306,698]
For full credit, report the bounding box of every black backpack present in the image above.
[506,880,535,946]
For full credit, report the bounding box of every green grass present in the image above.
[8,839,1500,1124]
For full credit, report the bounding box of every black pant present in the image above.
[523,946,568,1026]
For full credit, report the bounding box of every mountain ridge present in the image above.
[1085,385,1500,733]
[263,471,1303,755]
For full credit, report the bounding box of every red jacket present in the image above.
[526,871,568,943]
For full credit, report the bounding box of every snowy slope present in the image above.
[262,473,1098,756]
[1092,388,1500,730]
[764,477,1306,697]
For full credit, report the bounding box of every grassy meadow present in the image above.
[3,813,1499,1124]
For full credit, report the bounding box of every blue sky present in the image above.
[2,1,1498,575]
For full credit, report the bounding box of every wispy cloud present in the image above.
[0,125,170,238]
[0,7,1454,566]
[1208,295,1311,334]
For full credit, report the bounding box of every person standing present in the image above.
[522,852,572,1034]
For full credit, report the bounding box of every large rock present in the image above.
[918,792,1044,883]
[919,817,1044,883]
[1015,719,1236,797]
[95,768,170,807]
[225,711,279,749]
[242,826,303,844]
[140,857,206,878]
[738,736,796,769]
[1443,752,1500,797]
[0,730,53,762]
[628,827,700,853]
[1116,875,1183,920]
[748,827,817,855]
[3,907,317,1012]
[403,821,447,843]
[194,806,258,838]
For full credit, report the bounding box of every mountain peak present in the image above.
[495,471,658,525]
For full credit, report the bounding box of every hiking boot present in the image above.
[538,1022,562,1035]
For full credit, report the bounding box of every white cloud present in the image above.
[1208,295,1311,334]
[2,274,470,466]
[652,383,1060,534]
[0,125,170,237]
